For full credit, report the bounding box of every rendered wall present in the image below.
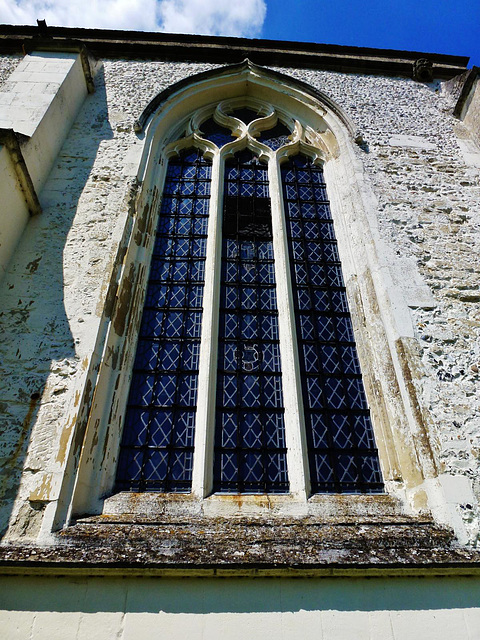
[0,143,30,277]
[0,52,91,279]
[462,75,480,148]
[1,575,480,640]
[0,57,479,543]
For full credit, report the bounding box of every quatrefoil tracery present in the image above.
[186,101,299,152]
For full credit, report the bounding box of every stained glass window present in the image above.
[213,149,289,493]
[230,108,259,124]
[115,148,211,492]
[115,105,384,497]
[282,154,383,493]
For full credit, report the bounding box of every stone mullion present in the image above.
[191,150,223,497]
[269,154,310,499]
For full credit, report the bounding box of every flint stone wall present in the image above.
[0,55,21,89]
[0,58,479,544]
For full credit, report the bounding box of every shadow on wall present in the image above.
[0,66,113,539]
[1,576,480,614]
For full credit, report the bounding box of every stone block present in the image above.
[439,474,475,504]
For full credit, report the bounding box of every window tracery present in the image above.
[214,149,288,494]
[281,155,382,493]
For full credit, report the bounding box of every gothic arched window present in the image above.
[115,103,383,497]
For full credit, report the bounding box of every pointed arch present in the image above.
[134,59,356,139]
[132,59,362,191]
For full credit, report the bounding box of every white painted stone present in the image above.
[31,612,83,640]
[464,609,480,640]
[391,257,436,309]
[390,608,469,640]
[1,576,480,640]
[368,611,395,640]
[439,473,475,504]
[0,53,76,137]
[0,51,93,285]
[457,137,480,168]
[123,140,144,176]
[76,612,126,640]
[0,144,30,277]
[321,610,371,640]
[388,134,436,149]
[0,611,35,639]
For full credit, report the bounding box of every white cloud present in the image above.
[0,0,158,31]
[158,0,266,37]
[0,0,266,36]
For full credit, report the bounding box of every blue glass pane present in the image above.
[116,149,211,492]
[282,154,383,494]
[199,117,234,148]
[214,150,289,494]
[257,121,291,151]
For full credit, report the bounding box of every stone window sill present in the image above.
[1,509,478,577]
[103,491,404,522]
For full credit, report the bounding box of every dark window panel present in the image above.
[230,108,260,124]
[214,149,289,494]
[282,154,383,494]
[116,149,211,492]
[258,121,291,151]
[199,117,235,148]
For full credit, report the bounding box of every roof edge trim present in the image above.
[0,24,470,79]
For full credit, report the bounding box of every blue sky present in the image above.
[0,0,478,66]
[262,0,479,65]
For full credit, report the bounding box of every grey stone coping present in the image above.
[1,513,480,576]
[0,25,470,80]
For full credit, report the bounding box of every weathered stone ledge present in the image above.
[1,515,480,576]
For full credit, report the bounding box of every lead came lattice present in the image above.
[115,110,384,497]
[282,154,383,493]
[214,149,289,493]
[116,149,211,492]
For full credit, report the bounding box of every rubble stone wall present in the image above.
[0,58,479,544]
[0,54,21,89]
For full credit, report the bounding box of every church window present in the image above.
[282,155,382,493]
[199,117,235,147]
[214,149,289,494]
[229,107,260,124]
[257,121,292,151]
[115,104,383,496]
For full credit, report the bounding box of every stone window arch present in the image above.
[63,61,437,523]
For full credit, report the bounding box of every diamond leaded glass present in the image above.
[116,149,211,492]
[214,149,289,493]
[282,154,383,494]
